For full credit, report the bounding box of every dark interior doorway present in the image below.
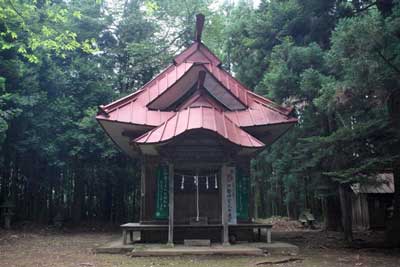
[173,167,221,225]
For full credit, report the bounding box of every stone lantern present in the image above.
[53,212,64,229]
[0,201,15,229]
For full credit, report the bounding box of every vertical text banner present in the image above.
[236,167,249,220]
[155,164,169,219]
[225,166,237,224]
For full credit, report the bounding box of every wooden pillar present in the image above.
[245,159,255,223]
[122,229,127,245]
[221,165,230,246]
[266,228,272,243]
[139,157,146,223]
[167,163,174,246]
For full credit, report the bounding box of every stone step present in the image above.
[184,239,211,246]
[128,245,264,257]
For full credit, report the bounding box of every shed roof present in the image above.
[351,173,395,194]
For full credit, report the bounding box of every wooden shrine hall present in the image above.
[96,14,297,245]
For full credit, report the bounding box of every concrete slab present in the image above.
[184,239,211,246]
[248,242,299,255]
[128,244,264,257]
[95,239,298,256]
[95,238,135,254]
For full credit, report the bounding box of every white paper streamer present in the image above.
[181,175,185,190]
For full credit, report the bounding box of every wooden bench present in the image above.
[229,223,272,243]
[120,223,272,245]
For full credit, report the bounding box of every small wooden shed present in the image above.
[96,14,297,244]
[351,173,394,230]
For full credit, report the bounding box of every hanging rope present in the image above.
[195,175,199,221]
[175,173,218,190]
[175,172,218,178]
[174,172,219,222]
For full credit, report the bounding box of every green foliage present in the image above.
[257,39,325,100]
[0,0,98,63]
[0,0,137,221]
[229,0,400,219]
[0,0,215,223]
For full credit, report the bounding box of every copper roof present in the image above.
[96,17,297,156]
[135,106,264,148]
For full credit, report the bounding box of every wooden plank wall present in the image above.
[141,156,163,224]
[351,193,369,230]
[236,158,252,223]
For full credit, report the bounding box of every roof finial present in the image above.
[195,13,205,43]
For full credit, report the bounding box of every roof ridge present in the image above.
[173,42,221,66]
[247,91,292,116]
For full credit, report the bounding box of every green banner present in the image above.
[236,167,249,220]
[155,164,169,219]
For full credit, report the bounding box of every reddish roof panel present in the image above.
[174,42,221,66]
[97,38,297,156]
[135,106,264,148]
[101,103,175,127]
[147,64,247,111]
[100,62,193,113]
[225,100,297,127]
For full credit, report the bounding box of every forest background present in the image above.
[0,0,399,244]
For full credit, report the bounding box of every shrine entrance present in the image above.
[173,167,221,225]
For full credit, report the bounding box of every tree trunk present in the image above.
[339,183,353,243]
[260,178,267,217]
[386,90,400,246]
[102,178,112,222]
[324,195,342,231]
[72,166,84,224]
[253,174,259,220]
[286,199,290,218]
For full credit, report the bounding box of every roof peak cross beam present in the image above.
[197,70,206,91]
[195,14,205,43]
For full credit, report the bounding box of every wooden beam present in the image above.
[167,163,174,246]
[221,165,230,246]
[197,70,206,90]
[195,14,205,42]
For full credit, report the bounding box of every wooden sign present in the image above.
[236,167,249,220]
[223,166,237,224]
[155,164,169,219]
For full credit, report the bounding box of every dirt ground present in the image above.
[1,226,400,267]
